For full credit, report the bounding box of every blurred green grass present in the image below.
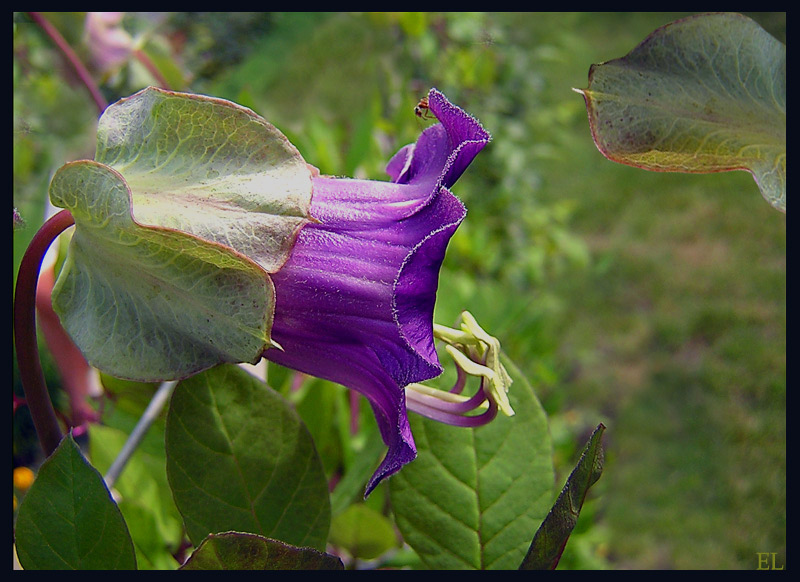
[224,12,783,569]
[14,12,785,569]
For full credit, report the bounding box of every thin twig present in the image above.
[104,380,178,489]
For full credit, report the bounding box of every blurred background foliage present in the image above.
[13,12,785,569]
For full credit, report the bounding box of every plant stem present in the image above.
[104,380,177,489]
[28,12,108,114]
[133,48,171,90]
[14,209,75,457]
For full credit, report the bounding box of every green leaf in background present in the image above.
[136,37,188,91]
[290,377,348,478]
[288,373,388,517]
[14,434,137,570]
[577,13,786,212]
[519,423,605,570]
[49,160,274,382]
[329,503,400,561]
[165,364,331,550]
[180,532,344,570]
[389,354,554,570]
[98,373,162,419]
[89,424,183,570]
[329,421,386,517]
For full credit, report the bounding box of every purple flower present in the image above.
[84,12,133,74]
[263,89,491,494]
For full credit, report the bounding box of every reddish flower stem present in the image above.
[28,12,108,114]
[36,260,99,429]
[14,209,75,456]
[133,48,171,90]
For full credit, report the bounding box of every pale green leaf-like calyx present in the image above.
[49,88,313,381]
[578,13,786,212]
[95,87,314,272]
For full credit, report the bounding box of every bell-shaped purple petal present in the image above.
[263,89,490,494]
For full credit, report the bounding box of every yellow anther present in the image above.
[434,311,514,417]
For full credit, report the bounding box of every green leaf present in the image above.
[329,503,399,561]
[180,532,344,570]
[292,377,348,478]
[89,424,183,570]
[49,86,315,381]
[165,364,331,550]
[329,423,385,517]
[49,160,273,381]
[137,37,188,91]
[98,373,162,419]
[577,13,786,212]
[14,434,137,570]
[519,423,606,570]
[389,354,554,570]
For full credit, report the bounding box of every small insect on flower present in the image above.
[414,96,435,120]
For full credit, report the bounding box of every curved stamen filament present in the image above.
[408,311,514,427]
[433,312,515,417]
[405,382,498,427]
[407,381,488,413]
[445,344,496,384]
[449,360,467,394]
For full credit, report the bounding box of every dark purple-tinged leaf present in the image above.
[165,364,330,550]
[577,13,785,212]
[519,423,605,570]
[14,434,137,570]
[180,532,343,570]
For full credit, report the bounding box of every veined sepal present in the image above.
[49,160,276,381]
[48,87,315,381]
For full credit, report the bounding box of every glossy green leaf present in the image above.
[165,364,331,550]
[578,13,786,212]
[49,87,315,381]
[519,423,605,570]
[329,503,399,560]
[89,424,183,570]
[15,434,137,570]
[180,532,343,570]
[389,354,554,570]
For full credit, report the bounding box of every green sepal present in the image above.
[50,160,274,381]
[48,87,314,381]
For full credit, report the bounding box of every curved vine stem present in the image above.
[14,209,75,457]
